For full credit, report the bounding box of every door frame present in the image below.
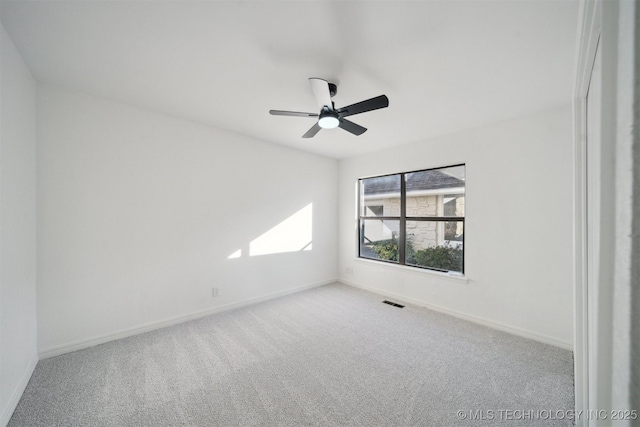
[573,0,601,424]
[573,0,638,423]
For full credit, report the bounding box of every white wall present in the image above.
[37,84,338,356]
[338,105,574,349]
[0,25,38,426]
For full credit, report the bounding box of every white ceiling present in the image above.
[1,1,579,159]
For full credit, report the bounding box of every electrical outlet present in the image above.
[212,287,220,297]
[345,266,353,275]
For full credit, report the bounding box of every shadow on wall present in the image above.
[227,203,312,258]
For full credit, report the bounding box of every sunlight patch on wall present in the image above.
[250,203,312,256]
[228,249,242,259]
[227,203,313,259]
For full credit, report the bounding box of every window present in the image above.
[358,164,465,274]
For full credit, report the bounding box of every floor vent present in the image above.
[382,300,405,308]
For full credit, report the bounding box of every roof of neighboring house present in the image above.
[362,170,464,196]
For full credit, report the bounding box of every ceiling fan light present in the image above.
[318,114,339,129]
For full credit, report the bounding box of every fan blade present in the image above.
[302,122,322,138]
[339,119,367,136]
[337,95,389,118]
[269,110,318,117]
[309,78,333,110]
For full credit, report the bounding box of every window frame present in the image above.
[357,164,465,274]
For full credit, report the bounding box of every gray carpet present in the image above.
[10,283,574,426]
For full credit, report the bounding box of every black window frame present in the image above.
[357,164,465,274]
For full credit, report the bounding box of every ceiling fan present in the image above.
[269,78,389,138]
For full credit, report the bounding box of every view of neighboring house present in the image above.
[360,166,465,253]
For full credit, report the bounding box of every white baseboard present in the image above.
[339,278,573,351]
[39,279,337,359]
[1,352,38,427]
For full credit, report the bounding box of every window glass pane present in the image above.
[405,221,464,272]
[360,174,401,217]
[359,219,400,262]
[442,194,465,217]
[405,166,465,217]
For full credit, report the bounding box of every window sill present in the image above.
[353,257,469,283]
